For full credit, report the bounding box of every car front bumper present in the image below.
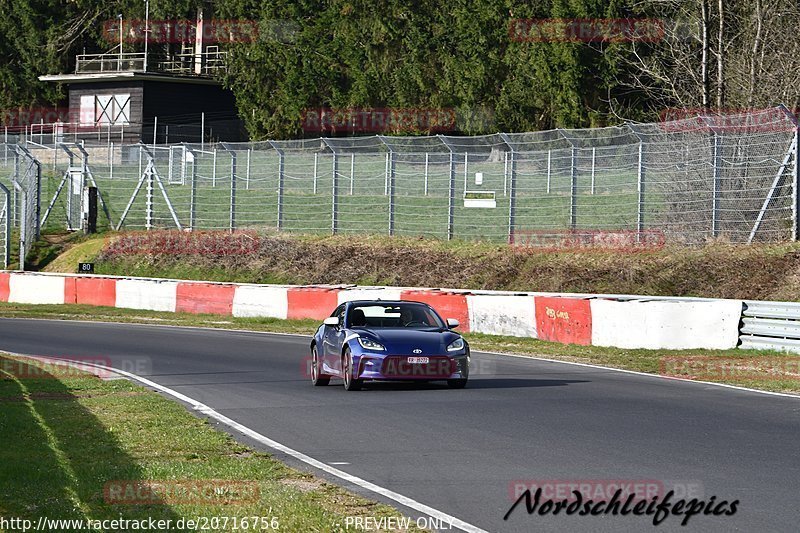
[356,353,469,381]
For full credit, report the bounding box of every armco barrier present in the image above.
[534,296,592,345]
[740,300,800,352]
[0,271,755,352]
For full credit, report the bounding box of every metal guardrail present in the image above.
[740,300,800,352]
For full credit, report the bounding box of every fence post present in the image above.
[637,141,645,237]
[212,149,217,187]
[447,151,455,240]
[109,142,114,179]
[503,151,508,197]
[331,153,338,234]
[18,190,26,269]
[313,152,318,194]
[277,150,284,230]
[0,183,9,268]
[145,163,153,230]
[546,149,551,194]
[794,127,799,241]
[384,152,389,196]
[570,147,577,230]
[350,153,355,195]
[229,150,236,232]
[712,132,721,237]
[424,153,429,196]
[189,152,197,230]
[508,150,517,244]
[388,150,396,235]
[12,149,18,227]
[246,148,251,190]
[590,147,596,195]
[32,155,41,240]
[463,152,468,193]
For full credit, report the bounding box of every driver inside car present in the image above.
[400,307,428,327]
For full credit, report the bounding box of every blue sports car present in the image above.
[310,300,470,391]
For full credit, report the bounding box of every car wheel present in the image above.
[448,354,469,389]
[311,345,330,386]
[342,348,362,391]
[447,378,468,389]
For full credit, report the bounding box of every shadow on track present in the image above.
[351,378,590,391]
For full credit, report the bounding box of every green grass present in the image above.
[41,235,112,273]
[0,301,797,395]
[0,353,427,532]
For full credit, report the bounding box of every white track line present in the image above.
[13,353,488,533]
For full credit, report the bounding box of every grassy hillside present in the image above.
[32,230,800,301]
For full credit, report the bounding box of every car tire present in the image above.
[447,378,468,389]
[342,348,363,391]
[447,354,469,389]
[311,345,330,386]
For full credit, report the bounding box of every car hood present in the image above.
[354,328,461,354]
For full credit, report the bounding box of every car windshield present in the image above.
[347,303,445,329]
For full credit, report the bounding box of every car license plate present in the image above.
[408,357,429,364]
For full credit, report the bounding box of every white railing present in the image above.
[76,52,147,73]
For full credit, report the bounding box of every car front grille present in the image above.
[381,356,455,379]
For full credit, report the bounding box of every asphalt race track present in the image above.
[1,318,798,532]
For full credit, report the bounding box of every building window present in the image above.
[79,94,130,125]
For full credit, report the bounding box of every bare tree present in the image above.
[716,0,724,108]
[618,0,800,115]
[701,0,710,108]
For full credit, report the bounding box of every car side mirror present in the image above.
[323,317,340,327]
[446,318,459,329]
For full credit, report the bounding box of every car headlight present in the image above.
[447,338,465,352]
[357,337,385,351]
